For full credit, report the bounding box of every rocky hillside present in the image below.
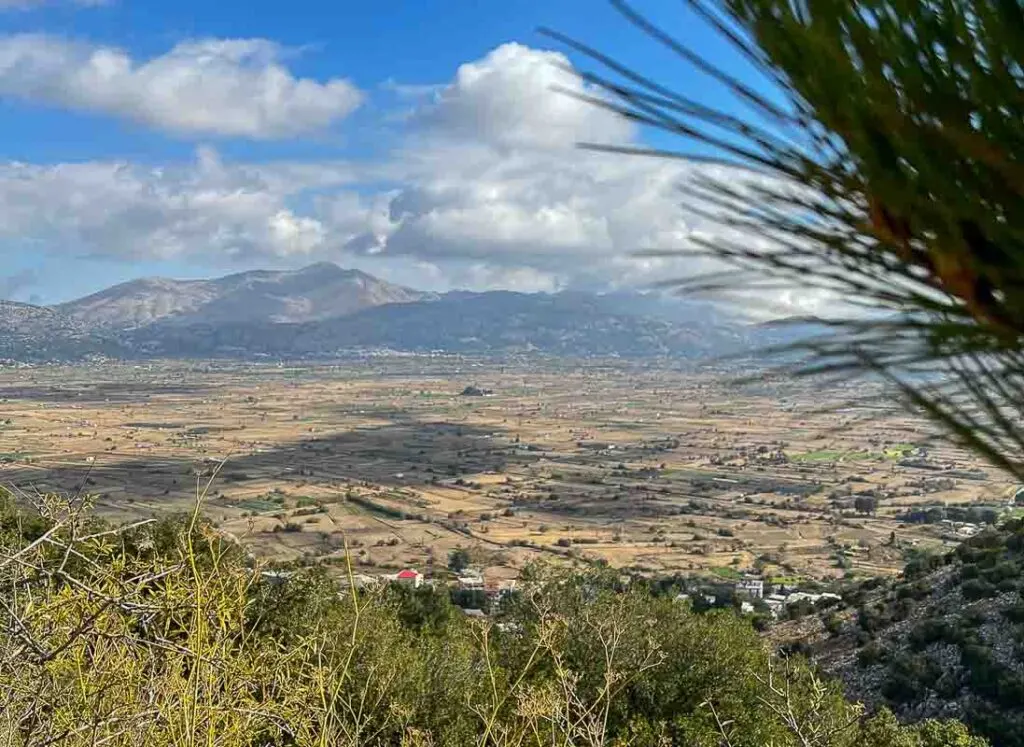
[0,263,801,362]
[57,263,428,329]
[775,519,1024,747]
[0,301,126,361]
[123,290,750,359]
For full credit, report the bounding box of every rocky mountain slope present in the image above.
[0,301,126,361]
[774,520,1024,747]
[0,263,798,361]
[57,263,428,329]
[124,289,751,358]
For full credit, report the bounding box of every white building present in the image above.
[786,592,841,606]
[765,594,787,617]
[735,578,764,599]
[765,591,842,618]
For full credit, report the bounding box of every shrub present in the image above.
[1003,603,1024,625]
[858,641,888,667]
[909,619,952,651]
[962,579,998,601]
[824,613,843,637]
[448,547,471,573]
[983,561,1021,585]
[883,653,936,703]
[0,495,990,747]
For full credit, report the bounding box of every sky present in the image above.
[0,0,793,308]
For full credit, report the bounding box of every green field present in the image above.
[237,499,281,512]
[791,449,875,462]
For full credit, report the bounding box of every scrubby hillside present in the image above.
[0,300,126,361]
[0,492,983,746]
[775,519,1024,746]
[128,290,745,359]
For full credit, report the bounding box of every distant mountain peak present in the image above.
[295,261,345,275]
[0,270,792,362]
[57,264,426,330]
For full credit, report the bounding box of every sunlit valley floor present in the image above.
[0,357,1012,585]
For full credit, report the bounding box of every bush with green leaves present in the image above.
[447,547,471,574]
[834,516,1024,746]
[0,491,988,746]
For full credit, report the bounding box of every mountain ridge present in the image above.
[56,263,428,329]
[0,263,789,362]
[123,288,749,359]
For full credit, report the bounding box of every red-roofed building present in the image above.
[395,569,423,588]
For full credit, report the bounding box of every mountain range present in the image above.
[0,263,804,362]
[57,263,430,329]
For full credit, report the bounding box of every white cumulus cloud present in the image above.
[332,42,716,291]
[0,154,358,260]
[0,34,362,138]
[0,40,831,316]
[415,42,632,149]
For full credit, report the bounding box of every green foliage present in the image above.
[844,517,1024,745]
[860,709,988,747]
[823,613,843,637]
[902,506,1001,526]
[961,578,998,600]
[447,546,471,573]
[247,566,340,644]
[853,495,877,515]
[0,488,52,542]
[0,497,989,746]
[858,641,889,668]
[387,582,457,633]
[449,587,488,611]
[346,493,407,520]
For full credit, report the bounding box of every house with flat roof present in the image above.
[735,578,764,599]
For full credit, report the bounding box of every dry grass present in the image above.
[0,358,1013,582]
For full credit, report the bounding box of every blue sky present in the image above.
[0,0,777,305]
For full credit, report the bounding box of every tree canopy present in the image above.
[0,494,989,745]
